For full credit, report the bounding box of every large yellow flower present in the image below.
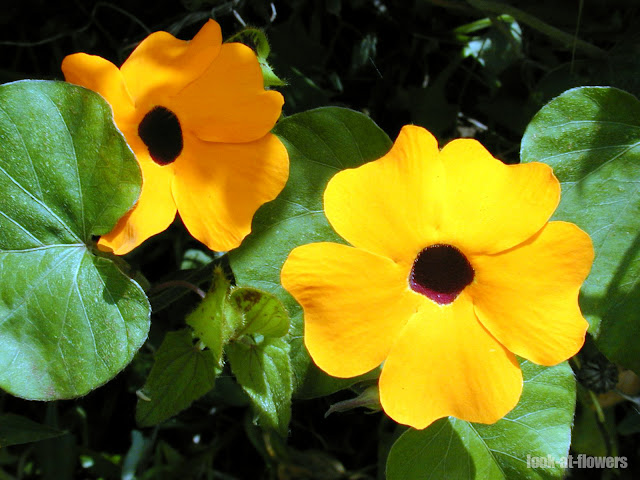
[281,125,593,429]
[62,19,289,254]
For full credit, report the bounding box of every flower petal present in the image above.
[469,221,593,366]
[169,42,284,143]
[171,132,288,252]
[281,242,421,378]
[439,139,561,254]
[324,125,445,266]
[98,132,177,254]
[120,19,222,109]
[61,53,136,125]
[379,293,523,429]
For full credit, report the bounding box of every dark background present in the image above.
[2,0,640,478]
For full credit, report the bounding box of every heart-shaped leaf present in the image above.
[0,80,149,399]
[521,86,640,373]
[386,360,576,480]
[229,107,392,397]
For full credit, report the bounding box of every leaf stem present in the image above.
[150,280,206,299]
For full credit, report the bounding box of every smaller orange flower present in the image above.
[62,19,289,254]
[281,125,594,429]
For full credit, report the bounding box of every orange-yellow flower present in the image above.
[281,125,593,429]
[62,19,289,254]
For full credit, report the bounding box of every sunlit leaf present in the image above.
[0,80,148,400]
[227,337,292,437]
[186,266,234,366]
[521,86,640,373]
[229,107,391,398]
[461,15,522,82]
[230,287,289,338]
[386,360,575,480]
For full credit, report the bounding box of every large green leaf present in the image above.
[520,86,640,373]
[386,360,575,480]
[228,107,392,397]
[136,329,218,427]
[0,80,149,399]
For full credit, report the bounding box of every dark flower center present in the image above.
[409,244,474,305]
[138,106,183,165]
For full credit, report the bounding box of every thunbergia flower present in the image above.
[281,125,594,429]
[62,19,289,254]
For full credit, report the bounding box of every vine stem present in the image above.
[466,0,606,58]
[150,280,206,299]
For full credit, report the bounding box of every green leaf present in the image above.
[180,248,214,270]
[520,86,640,373]
[386,360,576,480]
[0,413,65,447]
[0,80,148,400]
[186,266,234,366]
[461,15,522,84]
[135,329,218,427]
[230,287,289,338]
[228,107,392,397]
[227,337,292,437]
[350,33,377,73]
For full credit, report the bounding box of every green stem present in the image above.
[571,0,585,71]
[588,389,605,424]
[150,280,206,299]
[465,0,606,58]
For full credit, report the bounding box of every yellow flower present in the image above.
[281,125,593,429]
[62,19,289,254]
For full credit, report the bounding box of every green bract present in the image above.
[226,27,286,88]
[0,80,149,400]
[521,86,640,373]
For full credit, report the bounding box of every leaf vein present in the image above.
[0,164,81,242]
[39,89,86,237]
